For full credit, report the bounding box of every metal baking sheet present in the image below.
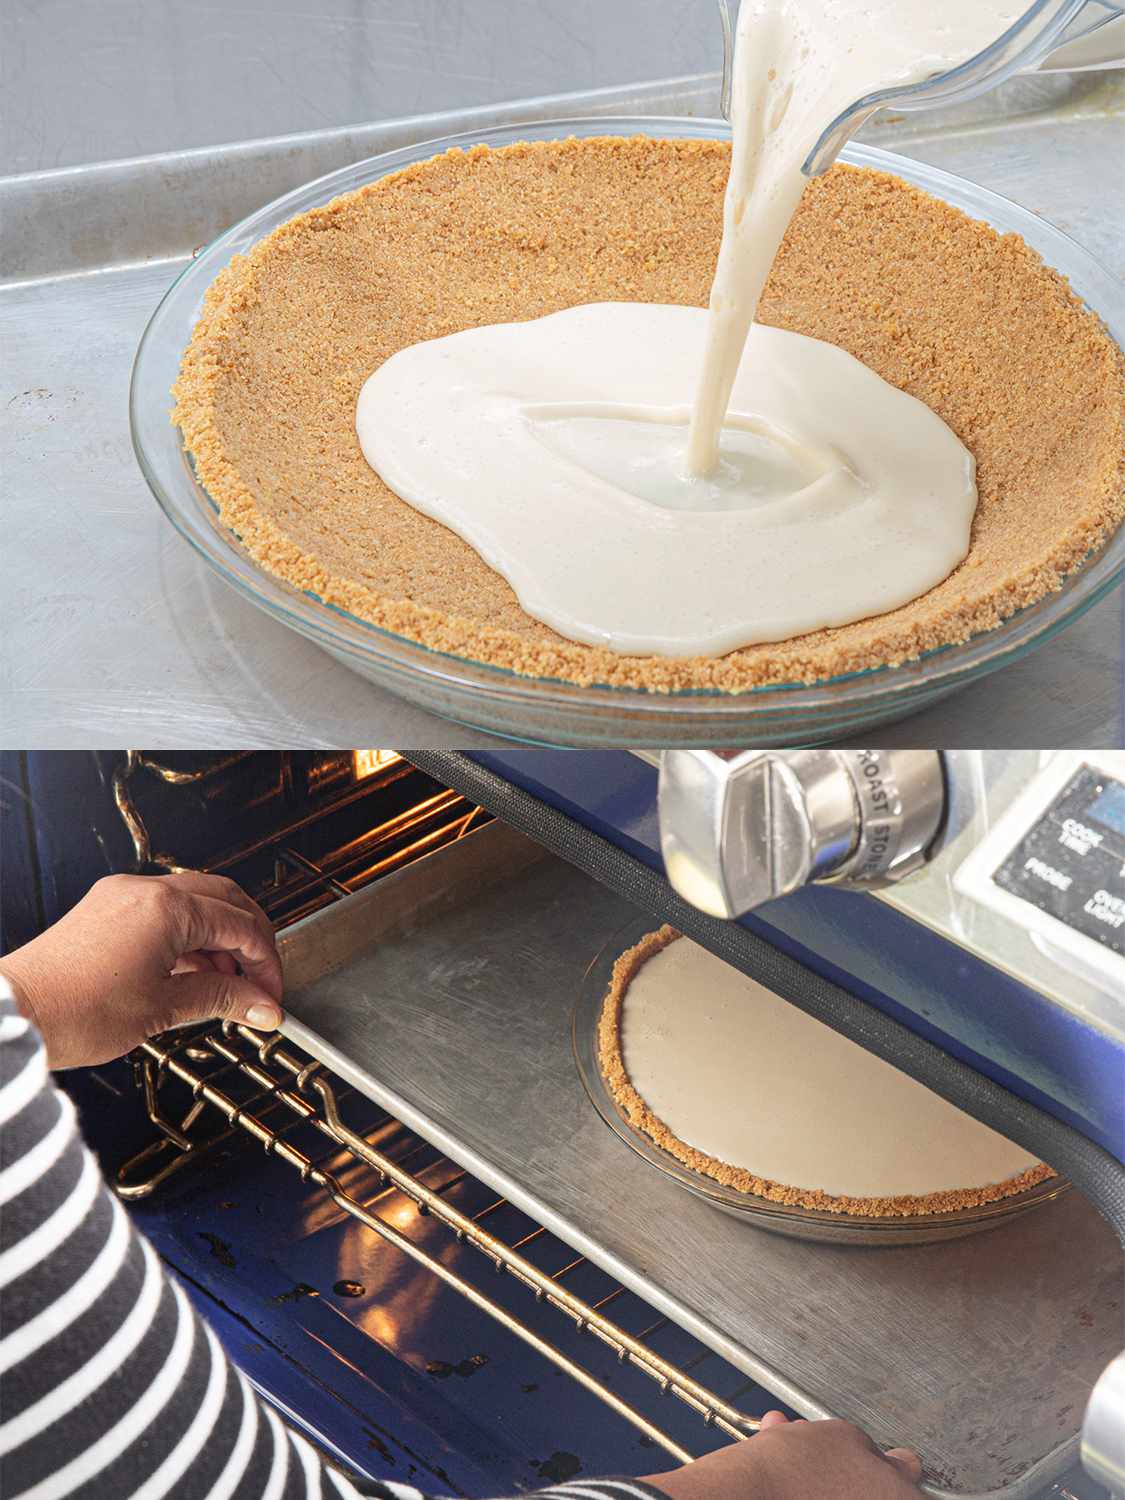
[2,71,1123,748]
[277,820,1123,1500]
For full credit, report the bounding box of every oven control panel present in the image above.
[954,755,1125,991]
[992,765,1125,955]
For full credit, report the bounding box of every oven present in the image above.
[1,750,1121,1500]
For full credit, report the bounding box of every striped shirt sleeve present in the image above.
[0,986,667,1500]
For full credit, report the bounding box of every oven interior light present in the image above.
[353,750,402,780]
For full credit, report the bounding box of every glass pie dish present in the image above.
[130,116,1125,749]
[572,920,1072,1246]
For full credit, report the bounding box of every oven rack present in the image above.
[109,749,492,932]
[116,1019,762,1466]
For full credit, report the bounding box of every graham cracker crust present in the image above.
[173,135,1125,694]
[597,926,1055,1219]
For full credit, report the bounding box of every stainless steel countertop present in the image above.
[278,821,1123,1499]
[2,19,1122,748]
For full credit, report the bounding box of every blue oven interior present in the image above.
[0,751,785,1497]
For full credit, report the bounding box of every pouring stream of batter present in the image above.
[687,0,1026,477]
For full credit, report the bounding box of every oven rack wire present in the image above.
[116,1020,760,1465]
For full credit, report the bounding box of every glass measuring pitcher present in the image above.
[717,0,1125,174]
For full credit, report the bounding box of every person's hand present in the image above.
[643,1412,923,1499]
[0,872,284,1069]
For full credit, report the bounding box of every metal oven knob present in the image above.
[658,750,946,919]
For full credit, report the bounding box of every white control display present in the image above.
[954,755,1125,993]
